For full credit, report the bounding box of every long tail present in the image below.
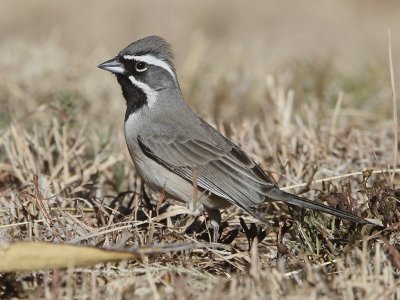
[265,188,371,224]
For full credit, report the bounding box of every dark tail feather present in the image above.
[266,188,371,224]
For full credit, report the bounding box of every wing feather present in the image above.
[137,134,370,225]
[137,135,271,209]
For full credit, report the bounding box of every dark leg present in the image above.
[205,208,221,243]
[141,182,153,211]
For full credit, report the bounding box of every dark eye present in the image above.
[135,61,148,72]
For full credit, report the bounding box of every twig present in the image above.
[329,92,343,149]
[280,168,400,191]
[388,30,398,184]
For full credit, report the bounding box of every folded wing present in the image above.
[137,134,370,224]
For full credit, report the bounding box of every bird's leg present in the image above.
[156,189,166,215]
[205,208,221,243]
[141,182,153,211]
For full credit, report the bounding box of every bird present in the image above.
[98,35,370,242]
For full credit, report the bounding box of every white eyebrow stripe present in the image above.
[128,76,158,108]
[123,54,176,80]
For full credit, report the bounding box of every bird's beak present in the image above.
[98,57,125,74]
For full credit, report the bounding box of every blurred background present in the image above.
[1,0,399,122]
[0,0,399,145]
[2,0,400,68]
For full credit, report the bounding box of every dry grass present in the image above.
[1,1,400,299]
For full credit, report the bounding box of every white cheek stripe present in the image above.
[123,54,176,80]
[128,76,158,108]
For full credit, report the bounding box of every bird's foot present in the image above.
[209,219,220,243]
[186,202,204,217]
[205,208,222,243]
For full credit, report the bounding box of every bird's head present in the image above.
[98,36,178,116]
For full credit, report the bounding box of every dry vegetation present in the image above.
[1,1,400,299]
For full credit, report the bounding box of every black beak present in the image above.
[98,57,125,74]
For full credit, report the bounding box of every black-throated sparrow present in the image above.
[98,36,370,242]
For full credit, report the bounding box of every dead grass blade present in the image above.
[0,241,212,272]
[388,30,399,184]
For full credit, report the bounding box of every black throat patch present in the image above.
[116,75,148,121]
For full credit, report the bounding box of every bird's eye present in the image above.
[135,61,148,72]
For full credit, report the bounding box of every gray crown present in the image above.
[119,36,175,69]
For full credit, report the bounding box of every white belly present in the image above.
[133,152,193,203]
